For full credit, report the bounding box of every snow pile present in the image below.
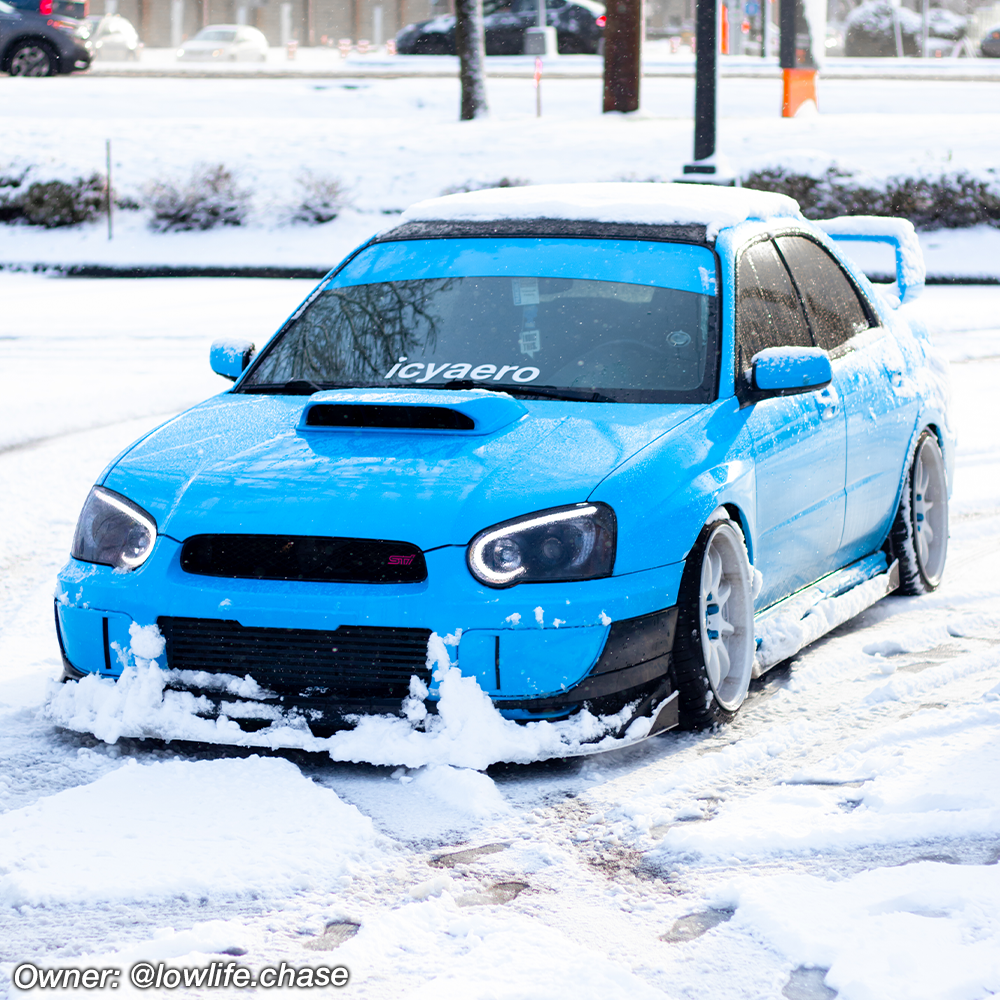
[650,688,1000,860]
[369,903,668,1000]
[755,569,894,670]
[44,629,658,769]
[714,862,1000,1000]
[0,756,382,908]
[396,182,802,240]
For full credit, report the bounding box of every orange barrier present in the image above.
[782,67,817,117]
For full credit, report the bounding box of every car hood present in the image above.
[102,388,702,548]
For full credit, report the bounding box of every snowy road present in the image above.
[2,276,1000,999]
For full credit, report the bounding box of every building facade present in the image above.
[105,0,452,48]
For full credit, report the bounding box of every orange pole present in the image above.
[781,67,817,116]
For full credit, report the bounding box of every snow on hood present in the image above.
[101,390,702,546]
[394,183,803,241]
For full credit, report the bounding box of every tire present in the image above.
[8,40,59,76]
[672,516,755,729]
[890,429,948,595]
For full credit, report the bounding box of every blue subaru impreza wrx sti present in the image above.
[55,183,952,742]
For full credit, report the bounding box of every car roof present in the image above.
[387,182,802,243]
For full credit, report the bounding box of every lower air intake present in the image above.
[158,617,432,717]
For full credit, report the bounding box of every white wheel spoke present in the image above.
[709,551,723,596]
[715,640,731,681]
[705,646,721,689]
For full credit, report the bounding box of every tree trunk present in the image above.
[603,0,642,113]
[455,0,489,120]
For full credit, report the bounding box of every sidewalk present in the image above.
[87,45,1000,81]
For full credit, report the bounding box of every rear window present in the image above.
[241,238,720,404]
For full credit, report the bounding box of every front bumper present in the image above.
[55,541,683,732]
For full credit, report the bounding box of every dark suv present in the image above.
[0,0,92,75]
[396,0,605,55]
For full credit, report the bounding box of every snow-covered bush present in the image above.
[146,164,250,232]
[742,166,1000,230]
[288,170,348,225]
[844,1,965,56]
[0,167,29,223]
[0,173,106,228]
[440,177,529,196]
[21,176,106,228]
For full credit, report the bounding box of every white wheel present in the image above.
[674,517,755,727]
[892,429,948,594]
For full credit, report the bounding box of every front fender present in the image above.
[589,396,757,575]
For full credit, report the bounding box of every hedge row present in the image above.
[741,166,1000,230]
[0,165,347,231]
[4,163,998,232]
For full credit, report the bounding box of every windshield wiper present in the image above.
[241,378,331,395]
[240,379,616,403]
[440,380,616,403]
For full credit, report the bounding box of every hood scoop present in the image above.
[306,404,475,431]
[300,388,528,435]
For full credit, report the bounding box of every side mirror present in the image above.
[210,339,255,382]
[740,347,832,405]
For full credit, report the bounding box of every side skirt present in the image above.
[753,553,900,676]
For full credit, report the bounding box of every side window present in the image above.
[775,236,874,352]
[735,239,812,374]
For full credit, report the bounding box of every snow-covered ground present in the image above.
[1,274,999,999]
[2,75,999,277]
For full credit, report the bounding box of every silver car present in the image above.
[177,24,267,62]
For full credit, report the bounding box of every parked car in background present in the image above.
[396,0,605,55]
[55,183,952,746]
[176,24,267,61]
[5,0,88,16]
[982,23,1000,56]
[0,0,91,74]
[844,0,965,55]
[84,12,140,60]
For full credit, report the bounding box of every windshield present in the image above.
[240,238,720,404]
[196,28,237,40]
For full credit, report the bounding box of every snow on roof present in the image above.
[396,182,803,240]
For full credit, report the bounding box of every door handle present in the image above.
[815,385,840,420]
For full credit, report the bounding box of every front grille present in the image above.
[180,534,427,583]
[158,617,432,706]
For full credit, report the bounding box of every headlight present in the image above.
[71,486,157,571]
[467,503,616,588]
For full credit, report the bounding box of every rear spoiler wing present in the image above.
[815,216,925,305]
